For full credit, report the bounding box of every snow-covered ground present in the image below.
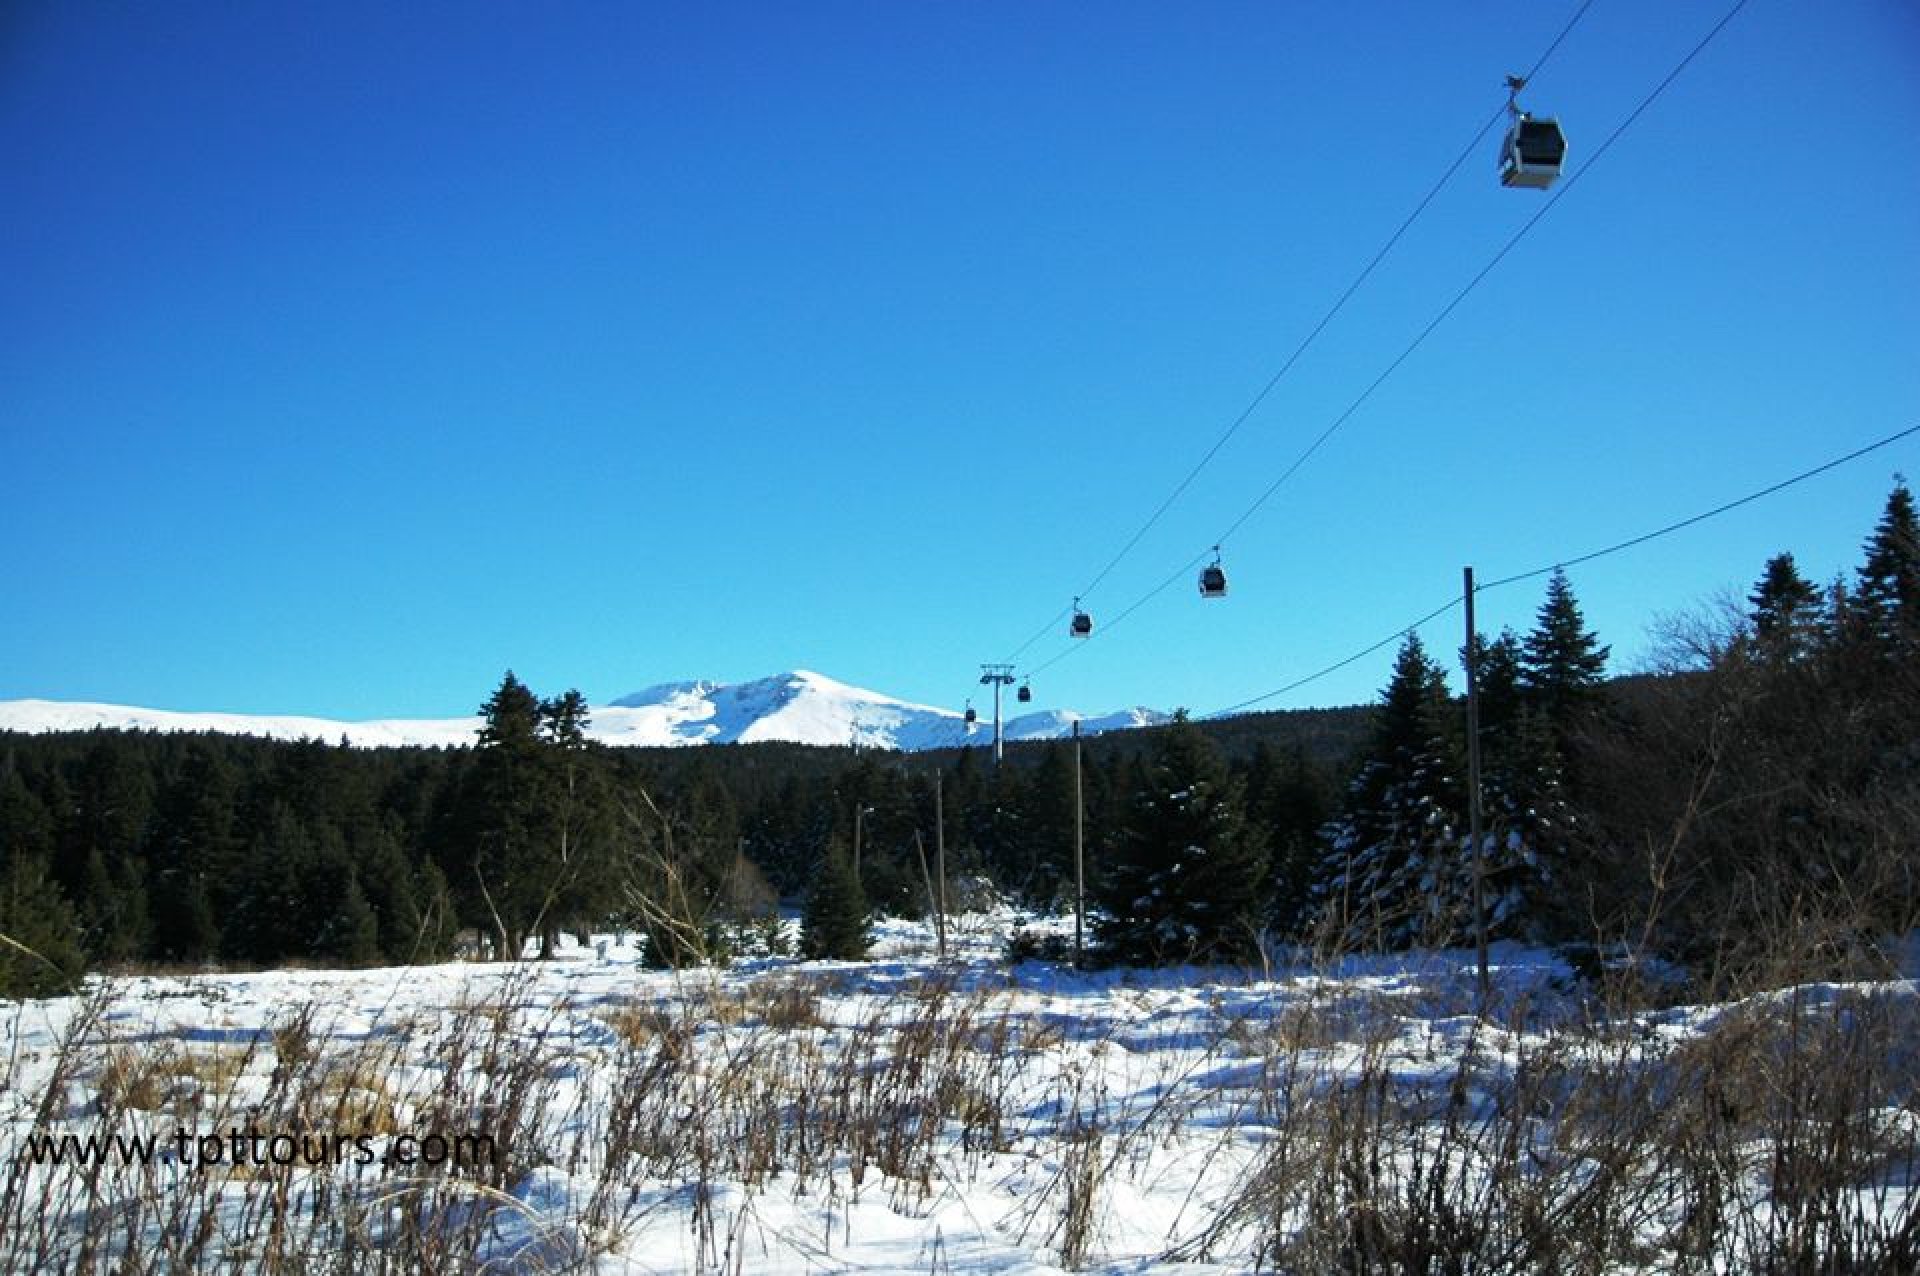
[2,915,1914,1273]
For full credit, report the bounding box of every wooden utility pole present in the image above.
[1073,718,1086,968]
[913,831,939,933]
[1463,565,1490,1010]
[934,770,948,958]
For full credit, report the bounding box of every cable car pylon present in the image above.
[979,664,1017,765]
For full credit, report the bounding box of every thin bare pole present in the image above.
[913,831,939,930]
[852,803,864,880]
[1073,719,1086,967]
[934,769,948,958]
[1463,565,1490,1010]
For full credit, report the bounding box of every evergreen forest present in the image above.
[2,481,1915,998]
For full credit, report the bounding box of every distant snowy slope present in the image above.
[0,699,483,749]
[0,671,1166,752]
[599,670,977,750]
[1004,706,1174,740]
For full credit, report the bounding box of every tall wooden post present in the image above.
[1464,566,1490,1010]
[852,803,864,880]
[1073,718,1086,968]
[934,769,948,958]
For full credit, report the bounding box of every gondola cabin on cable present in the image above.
[1199,549,1229,599]
[1069,599,1092,639]
[1017,680,1032,703]
[1500,114,1566,188]
[963,701,977,725]
[1498,75,1565,190]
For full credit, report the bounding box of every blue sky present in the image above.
[4,0,1917,723]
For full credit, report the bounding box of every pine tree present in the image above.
[1244,742,1333,937]
[1853,479,1920,656]
[1017,743,1081,910]
[1463,628,1568,941]
[1748,552,1824,665]
[537,689,616,954]
[1477,705,1573,941]
[0,853,85,998]
[59,741,154,961]
[1519,569,1611,749]
[463,671,576,959]
[225,805,307,964]
[800,843,870,961]
[148,745,236,962]
[312,871,382,966]
[1471,629,1526,738]
[1313,634,1462,949]
[1096,716,1268,965]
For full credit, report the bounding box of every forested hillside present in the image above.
[4,481,1914,998]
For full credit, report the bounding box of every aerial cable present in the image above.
[1018,0,1749,682]
[997,0,1598,666]
[1209,0,1750,552]
[1206,419,1920,718]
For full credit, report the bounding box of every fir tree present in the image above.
[1096,716,1268,965]
[1853,479,1920,656]
[1477,704,1572,941]
[1018,742,1082,910]
[1244,741,1333,937]
[1519,569,1611,748]
[59,742,154,961]
[1313,633,1462,949]
[800,843,870,961]
[1465,628,1568,941]
[148,745,236,962]
[1471,629,1526,738]
[0,853,85,998]
[1748,551,1824,665]
[312,871,382,966]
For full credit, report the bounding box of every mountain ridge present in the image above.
[0,670,1172,752]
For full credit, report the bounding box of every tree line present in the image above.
[3,481,1914,995]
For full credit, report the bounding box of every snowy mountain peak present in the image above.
[608,679,724,709]
[0,673,1167,752]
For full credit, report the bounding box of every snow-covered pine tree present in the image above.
[1450,628,1567,941]
[1311,634,1463,950]
[1477,703,1575,941]
[1095,715,1267,965]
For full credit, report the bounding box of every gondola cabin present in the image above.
[964,703,977,725]
[1070,610,1092,638]
[1198,563,1229,599]
[1016,682,1032,703]
[1500,115,1566,189]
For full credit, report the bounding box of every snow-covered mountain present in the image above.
[0,670,1171,752]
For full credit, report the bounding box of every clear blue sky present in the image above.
[4,1,1917,723]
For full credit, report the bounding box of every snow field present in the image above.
[1,913,1914,1272]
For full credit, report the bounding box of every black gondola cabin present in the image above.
[1500,115,1566,189]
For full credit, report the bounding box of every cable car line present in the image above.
[996,0,1599,667]
[1204,418,1920,718]
[1209,0,1748,555]
[1014,0,1750,687]
[1026,547,1216,679]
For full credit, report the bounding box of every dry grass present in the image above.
[4,952,1916,1273]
